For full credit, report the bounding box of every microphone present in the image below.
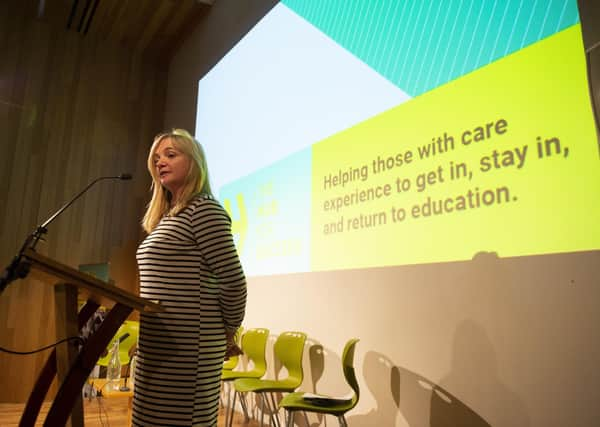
[0,173,133,293]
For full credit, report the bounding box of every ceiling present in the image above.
[18,0,215,61]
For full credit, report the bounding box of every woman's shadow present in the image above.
[430,319,529,427]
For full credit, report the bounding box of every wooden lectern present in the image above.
[16,248,162,427]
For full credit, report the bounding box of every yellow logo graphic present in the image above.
[224,194,248,254]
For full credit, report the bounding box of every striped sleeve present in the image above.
[191,197,247,330]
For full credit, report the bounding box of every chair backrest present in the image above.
[97,320,139,366]
[241,327,270,374]
[273,331,307,387]
[342,338,360,405]
[223,326,244,370]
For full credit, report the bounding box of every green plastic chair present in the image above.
[278,338,360,427]
[223,328,270,427]
[233,331,307,427]
[96,320,139,367]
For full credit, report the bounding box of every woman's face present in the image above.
[153,137,191,201]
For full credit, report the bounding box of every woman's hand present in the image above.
[224,328,243,360]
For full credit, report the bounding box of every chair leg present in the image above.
[262,392,279,427]
[259,393,266,427]
[239,391,250,421]
[262,394,272,427]
[286,409,294,427]
[269,392,281,427]
[224,382,231,427]
[226,390,237,427]
[302,410,310,427]
[338,415,348,427]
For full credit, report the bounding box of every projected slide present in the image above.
[196,0,600,276]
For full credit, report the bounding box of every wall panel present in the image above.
[0,4,167,403]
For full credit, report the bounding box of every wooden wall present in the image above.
[0,4,167,402]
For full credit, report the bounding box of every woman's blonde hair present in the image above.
[142,129,213,233]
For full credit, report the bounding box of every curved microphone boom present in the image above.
[0,173,133,293]
[39,173,132,231]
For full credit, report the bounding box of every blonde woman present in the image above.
[132,129,246,426]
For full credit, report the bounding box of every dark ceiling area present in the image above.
[6,0,214,61]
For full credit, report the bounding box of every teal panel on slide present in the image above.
[220,147,312,276]
[281,0,580,96]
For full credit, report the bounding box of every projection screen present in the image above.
[195,0,600,277]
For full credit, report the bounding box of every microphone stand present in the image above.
[0,174,132,294]
[119,350,136,392]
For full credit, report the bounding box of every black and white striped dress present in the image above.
[132,194,247,426]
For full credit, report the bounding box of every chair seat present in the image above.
[279,338,360,427]
[279,392,356,415]
[234,377,299,393]
[222,369,263,381]
[222,355,239,371]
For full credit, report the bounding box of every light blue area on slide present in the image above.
[196,3,409,196]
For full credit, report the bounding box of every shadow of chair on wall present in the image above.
[346,317,530,426]
[287,339,366,427]
[346,351,493,427]
[289,339,358,427]
[345,351,400,426]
